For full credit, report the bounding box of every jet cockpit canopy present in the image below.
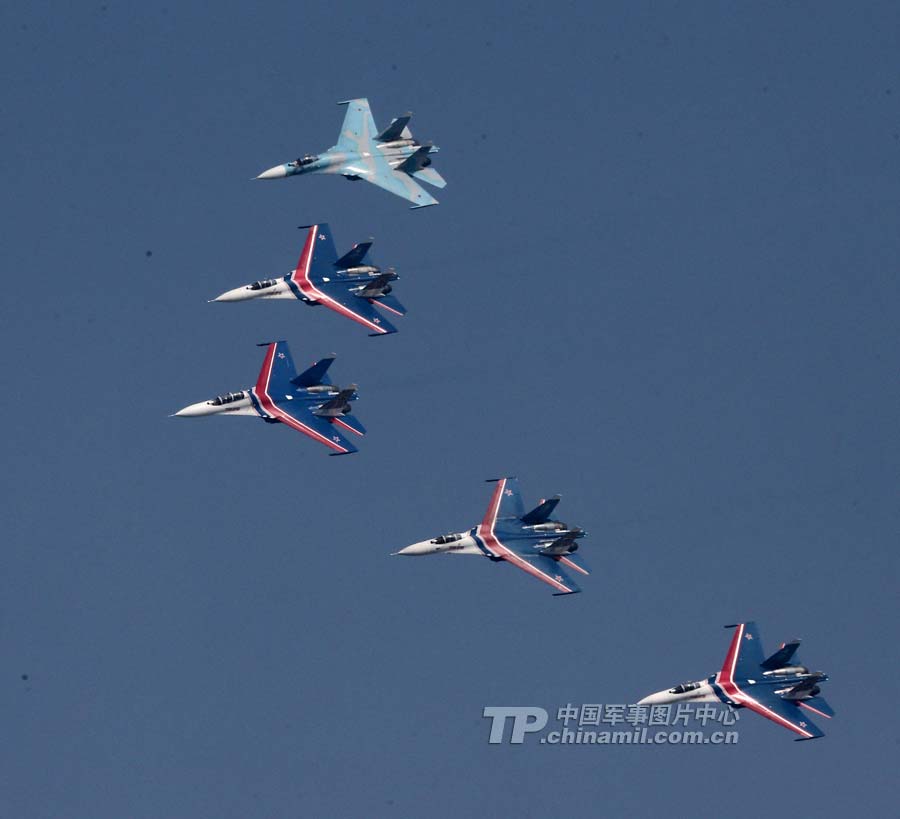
[249,279,278,290]
[432,534,462,545]
[668,681,701,695]
[211,391,246,406]
[290,154,318,168]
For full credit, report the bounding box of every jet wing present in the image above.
[334,99,379,153]
[314,283,399,335]
[271,400,359,455]
[299,223,339,279]
[482,477,526,522]
[735,688,825,741]
[501,551,582,595]
[721,621,767,680]
[291,226,397,335]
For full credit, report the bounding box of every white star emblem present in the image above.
[374,317,380,324]
[799,721,807,728]
[277,352,286,359]
[332,435,341,442]
[745,633,753,640]
[319,233,327,240]
[554,575,563,582]
[504,489,513,496]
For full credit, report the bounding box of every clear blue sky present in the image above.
[1,2,898,816]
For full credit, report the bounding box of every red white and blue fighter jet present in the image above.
[394,478,590,595]
[172,341,364,455]
[211,224,405,336]
[638,621,834,740]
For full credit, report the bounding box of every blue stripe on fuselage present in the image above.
[248,390,270,420]
[470,528,495,557]
[285,275,305,301]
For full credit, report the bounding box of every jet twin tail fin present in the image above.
[396,144,434,175]
[291,355,336,388]
[376,113,412,142]
[335,241,373,269]
[521,496,561,525]
[761,640,801,670]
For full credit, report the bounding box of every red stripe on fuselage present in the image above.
[253,342,348,453]
[291,226,389,334]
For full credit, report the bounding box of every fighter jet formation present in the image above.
[638,621,834,740]
[173,341,364,455]
[395,478,590,595]
[211,223,405,335]
[255,98,445,209]
[167,96,833,744]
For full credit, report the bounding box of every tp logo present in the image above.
[483,707,548,744]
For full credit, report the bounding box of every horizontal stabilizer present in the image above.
[556,552,590,576]
[521,496,561,525]
[331,413,366,437]
[412,167,447,189]
[291,355,335,388]
[335,241,373,269]
[762,640,801,670]
[396,144,434,175]
[373,293,407,317]
[376,113,412,142]
[798,696,835,719]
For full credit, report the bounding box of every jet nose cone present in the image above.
[636,691,667,706]
[172,401,210,418]
[393,540,432,556]
[210,287,248,303]
[255,164,288,180]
